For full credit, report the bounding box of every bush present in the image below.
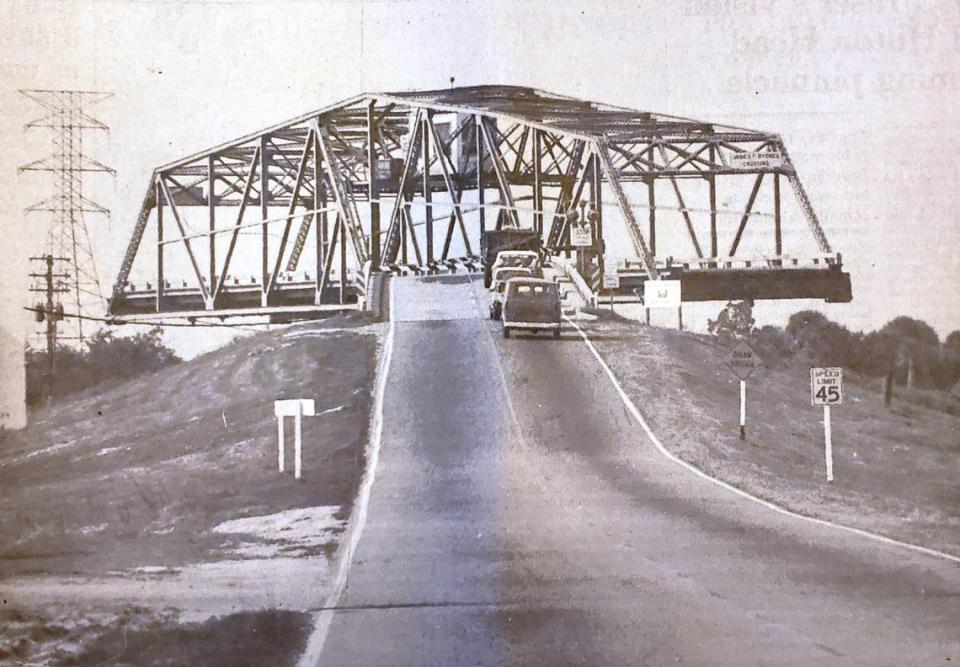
[750,325,793,367]
[26,327,181,407]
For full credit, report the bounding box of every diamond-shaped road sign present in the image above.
[725,340,761,380]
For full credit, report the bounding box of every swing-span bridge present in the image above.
[106,85,851,320]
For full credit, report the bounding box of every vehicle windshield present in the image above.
[494,268,531,283]
[507,282,559,305]
[496,253,537,268]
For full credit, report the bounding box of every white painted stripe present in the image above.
[564,316,960,566]
[298,281,397,666]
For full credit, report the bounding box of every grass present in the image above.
[0,312,380,577]
[582,318,960,555]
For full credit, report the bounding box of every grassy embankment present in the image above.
[583,317,959,555]
[0,312,381,664]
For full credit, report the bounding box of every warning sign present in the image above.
[725,341,761,380]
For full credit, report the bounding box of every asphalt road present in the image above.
[316,275,959,666]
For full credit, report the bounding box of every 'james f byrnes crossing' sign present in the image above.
[810,368,842,482]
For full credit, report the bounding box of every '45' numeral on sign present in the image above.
[814,385,840,403]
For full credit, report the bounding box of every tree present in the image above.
[25,327,181,408]
[708,300,755,345]
[876,317,940,389]
[785,310,860,367]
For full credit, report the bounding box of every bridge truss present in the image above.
[108,85,850,319]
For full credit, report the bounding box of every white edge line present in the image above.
[298,279,397,667]
[564,316,960,566]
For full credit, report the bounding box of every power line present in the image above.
[21,305,271,332]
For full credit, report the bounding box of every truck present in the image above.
[480,228,541,288]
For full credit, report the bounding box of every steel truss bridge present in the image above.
[107,85,851,320]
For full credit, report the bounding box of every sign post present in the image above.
[725,341,761,440]
[274,399,316,480]
[810,367,843,482]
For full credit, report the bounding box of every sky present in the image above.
[1,0,959,360]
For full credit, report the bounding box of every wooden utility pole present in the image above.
[29,254,69,392]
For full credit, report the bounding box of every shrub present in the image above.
[26,327,181,407]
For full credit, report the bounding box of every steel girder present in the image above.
[107,86,849,319]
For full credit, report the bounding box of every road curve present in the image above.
[315,275,959,666]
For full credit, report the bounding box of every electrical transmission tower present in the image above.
[19,89,114,347]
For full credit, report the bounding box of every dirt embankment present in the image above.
[0,313,382,664]
[583,318,960,555]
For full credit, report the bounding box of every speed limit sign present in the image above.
[810,367,842,482]
[810,367,843,406]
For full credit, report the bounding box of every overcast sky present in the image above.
[1,0,958,358]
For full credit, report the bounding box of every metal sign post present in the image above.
[810,368,843,482]
[725,341,761,440]
[274,399,316,479]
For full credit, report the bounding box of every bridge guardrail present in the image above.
[555,258,597,309]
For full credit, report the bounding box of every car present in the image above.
[501,277,562,338]
[489,267,533,319]
[488,250,542,288]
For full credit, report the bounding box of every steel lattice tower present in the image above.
[20,89,114,346]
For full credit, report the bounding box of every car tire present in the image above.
[553,329,561,339]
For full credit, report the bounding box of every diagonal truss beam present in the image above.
[426,113,473,257]
[158,177,210,302]
[213,146,261,302]
[314,120,369,265]
[728,174,765,257]
[266,127,315,296]
[595,139,658,278]
[381,109,424,265]
[479,117,519,228]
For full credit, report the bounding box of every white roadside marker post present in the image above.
[278,415,285,472]
[824,404,833,482]
[739,379,747,440]
[810,367,842,483]
[294,402,303,480]
[274,399,316,480]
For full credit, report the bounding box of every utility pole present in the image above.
[29,254,69,393]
